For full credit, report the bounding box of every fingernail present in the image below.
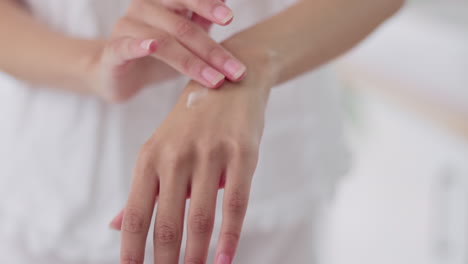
[202,67,225,86]
[224,59,246,80]
[108,212,122,230]
[217,254,232,264]
[140,39,156,52]
[213,5,233,24]
[108,222,118,231]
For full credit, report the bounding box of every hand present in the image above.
[88,0,246,102]
[110,48,274,263]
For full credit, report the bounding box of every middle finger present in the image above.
[153,169,190,263]
[139,2,246,81]
[184,157,223,264]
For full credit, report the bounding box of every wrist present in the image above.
[221,38,280,93]
[65,38,106,97]
[78,39,106,95]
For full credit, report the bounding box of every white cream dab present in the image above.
[186,89,208,108]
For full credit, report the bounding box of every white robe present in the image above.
[0,0,350,262]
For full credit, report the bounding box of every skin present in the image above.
[110,0,406,263]
[0,0,246,102]
[119,47,272,264]
[0,0,405,263]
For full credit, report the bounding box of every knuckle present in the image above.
[185,257,204,264]
[161,143,193,170]
[222,231,240,245]
[226,138,258,160]
[121,253,143,264]
[227,189,248,215]
[189,208,214,234]
[180,55,199,74]
[175,19,197,38]
[154,219,180,245]
[198,141,223,162]
[122,207,147,233]
[135,143,156,175]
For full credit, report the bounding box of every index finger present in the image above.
[138,3,246,82]
[179,0,233,25]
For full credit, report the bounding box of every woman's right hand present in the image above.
[88,0,246,102]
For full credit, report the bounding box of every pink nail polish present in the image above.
[213,5,233,24]
[217,254,232,264]
[201,67,225,86]
[109,223,118,231]
[108,218,119,230]
[224,59,246,80]
[140,39,156,52]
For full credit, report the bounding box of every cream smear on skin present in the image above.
[186,89,209,108]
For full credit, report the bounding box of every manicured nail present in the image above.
[140,39,156,52]
[108,210,124,230]
[224,59,246,80]
[202,67,225,86]
[217,254,232,264]
[109,222,119,231]
[213,5,233,24]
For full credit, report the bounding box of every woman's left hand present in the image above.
[109,47,273,264]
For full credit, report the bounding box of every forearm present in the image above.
[0,0,99,93]
[223,0,405,88]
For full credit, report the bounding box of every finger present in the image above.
[191,13,213,32]
[120,153,159,264]
[184,159,223,264]
[214,159,254,264]
[110,174,223,231]
[114,19,226,88]
[110,196,159,231]
[106,37,157,67]
[153,171,189,264]
[152,34,227,88]
[179,0,233,25]
[173,9,193,19]
[140,4,246,81]
[109,208,125,230]
[191,0,226,31]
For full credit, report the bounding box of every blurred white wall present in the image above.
[325,2,468,264]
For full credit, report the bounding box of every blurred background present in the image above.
[324,1,468,264]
